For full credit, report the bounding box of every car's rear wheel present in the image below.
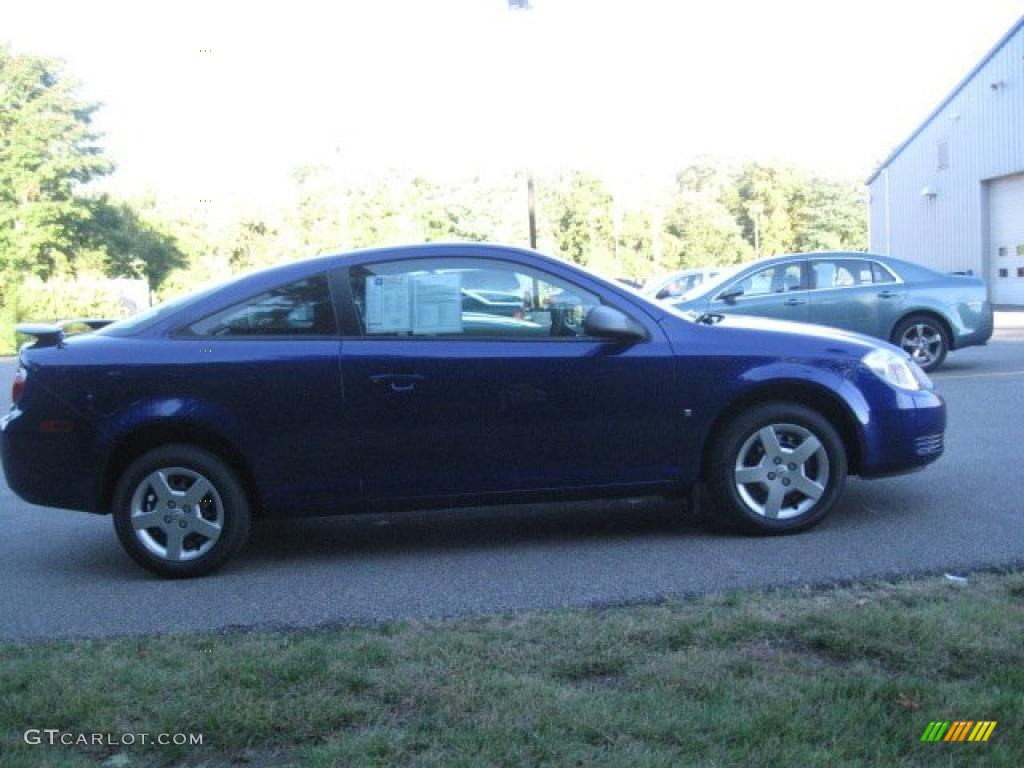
[893,315,948,372]
[707,403,847,534]
[112,444,250,578]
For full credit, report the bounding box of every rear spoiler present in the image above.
[15,318,114,349]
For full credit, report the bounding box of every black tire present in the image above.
[892,315,949,372]
[112,444,251,578]
[706,402,847,535]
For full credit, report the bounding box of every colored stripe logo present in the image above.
[921,721,996,742]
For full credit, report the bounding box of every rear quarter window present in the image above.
[184,275,337,337]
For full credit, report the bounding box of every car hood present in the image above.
[665,311,895,358]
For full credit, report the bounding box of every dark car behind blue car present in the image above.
[1,244,946,577]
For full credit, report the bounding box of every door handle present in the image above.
[370,373,424,393]
[784,298,806,307]
[877,290,898,299]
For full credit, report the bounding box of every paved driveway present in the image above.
[1,320,1022,641]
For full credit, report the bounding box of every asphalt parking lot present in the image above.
[2,317,1022,641]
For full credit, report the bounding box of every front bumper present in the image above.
[857,385,946,478]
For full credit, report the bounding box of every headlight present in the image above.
[862,348,922,391]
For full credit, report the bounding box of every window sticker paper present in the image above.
[412,273,463,334]
[365,274,411,333]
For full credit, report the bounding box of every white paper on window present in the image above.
[412,273,463,334]
[365,274,412,333]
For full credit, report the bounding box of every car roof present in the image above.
[124,243,670,337]
[674,251,942,305]
[752,251,938,278]
[244,242,546,279]
[736,251,913,268]
[195,242,577,296]
[671,249,937,303]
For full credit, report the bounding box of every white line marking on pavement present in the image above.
[935,369,1024,381]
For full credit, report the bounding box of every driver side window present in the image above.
[346,258,602,339]
[730,262,804,298]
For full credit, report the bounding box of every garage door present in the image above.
[990,173,1024,306]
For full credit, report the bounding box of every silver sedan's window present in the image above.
[812,259,892,289]
[734,263,803,296]
[871,262,897,284]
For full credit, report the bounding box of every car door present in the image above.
[334,254,680,502]
[709,259,810,323]
[807,257,907,337]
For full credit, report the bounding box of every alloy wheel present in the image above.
[733,423,830,520]
[129,467,224,562]
[900,322,944,367]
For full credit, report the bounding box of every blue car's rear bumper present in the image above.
[1,406,106,513]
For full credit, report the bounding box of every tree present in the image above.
[720,163,799,257]
[345,172,422,248]
[791,179,868,252]
[661,195,752,270]
[675,156,729,197]
[223,217,277,272]
[412,176,489,243]
[616,208,655,279]
[82,196,186,288]
[0,45,112,281]
[285,164,347,256]
[543,171,614,267]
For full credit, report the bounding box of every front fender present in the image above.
[685,357,870,481]
[740,358,871,432]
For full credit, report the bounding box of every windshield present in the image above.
[644,272,688,297]
[678,263,749,301]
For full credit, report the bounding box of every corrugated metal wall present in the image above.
[868,22,1024,289]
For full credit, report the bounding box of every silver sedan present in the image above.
[669,252,993,371]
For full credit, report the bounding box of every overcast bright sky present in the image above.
[3,0,1022,206]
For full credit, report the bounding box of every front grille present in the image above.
[914,433,944,457]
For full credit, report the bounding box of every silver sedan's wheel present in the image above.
[707,402,847,534]
[113,444,250,578]
[130,467,224,562]
[733,423,829,520]
[899,323,943,367]
[893,315,949,372]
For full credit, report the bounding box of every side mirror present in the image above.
[655,288,671,300]
[583,305,645,342]
[716,288,743,304]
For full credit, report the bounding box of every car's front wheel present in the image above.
[112,444,251,578]
[707,403,847,534]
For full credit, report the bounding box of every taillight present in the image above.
[12,367,26,404]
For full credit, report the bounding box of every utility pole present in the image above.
[527,172,537,249]
[510,0,537,249]
[748,202,764,258]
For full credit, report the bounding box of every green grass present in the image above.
[2,571,1022,767]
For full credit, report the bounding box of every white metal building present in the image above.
[867,16,1024,306]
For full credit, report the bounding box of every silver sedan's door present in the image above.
[807,258,906,337]
[709,260,810,323]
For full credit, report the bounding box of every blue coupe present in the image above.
[2,244,945,577]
